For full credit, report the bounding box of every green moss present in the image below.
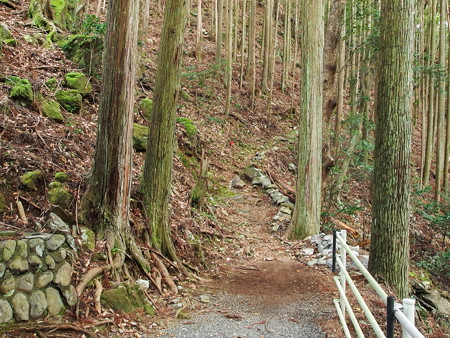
[20,170,42,190]
[80,226,95,251]
[101,283,152,314]
[41,99,63,122]
[132,123,148,152]
[49,185,72,209]
[58,35,103,74]
[0,192,6,213]
[3,39,16,47]
[54,172,69,183]
[45,78,58,91]
[55,90,82,113]
[139,98,153,119]
[9,79,33,103]
[50,0,67,27]
[176,117,197,140]
[64,72,92,95]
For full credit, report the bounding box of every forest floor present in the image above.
[0,1,448,337]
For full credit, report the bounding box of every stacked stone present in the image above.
[0,233,77,323]
[244,166,294,231]
[300,233,368,270]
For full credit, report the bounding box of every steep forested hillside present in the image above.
[0,0,448,336]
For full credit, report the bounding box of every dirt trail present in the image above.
[152,185,343,337]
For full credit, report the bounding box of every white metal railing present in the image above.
[332,230,425,338]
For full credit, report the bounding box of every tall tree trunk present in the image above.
[141,0,188,258]
[445,8,450,192]
[239,0,247,89]
[322,0,346,182]
[224,0,233,114]
[261,0,272,94]
[435,0,447,201]
[422,0,437,187]
[287,0,324,240]
[196,0,203,59]
[80,0,139,264]
[334,0,346,146]
[368,0,414,299]
[215,0,224,66]
[248,0,256,109]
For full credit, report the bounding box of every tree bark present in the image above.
[287,0,324,240]
[142,0,188,258]
[368,0,414,298]
[80,0,139,260]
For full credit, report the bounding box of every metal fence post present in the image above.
[332,230,336,273]
[402,298,415,338]
[387,296,395,338]
[340,230,347,317]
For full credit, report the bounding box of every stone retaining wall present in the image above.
[0,233,77,323]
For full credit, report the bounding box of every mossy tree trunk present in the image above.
[368,0,414,299]
[287,0,323,240]
[141,0,188,259]
[79,0,139,264]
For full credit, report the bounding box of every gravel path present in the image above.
[156,291,327,337]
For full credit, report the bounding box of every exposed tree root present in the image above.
[93,278,102,314]
[0,321,98,337]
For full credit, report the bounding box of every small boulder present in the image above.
[64,72,92,95]
[230,175,246,189]
[55,89,82,113]
[45,78,58,91]
[0,300,13,323]
[20,170,43,190]
[132,123,149,152]
[139,98,153,119]
[41,98,63,122]
[9,78,33,103]
[54,172,70,183]
[48,182,73,209]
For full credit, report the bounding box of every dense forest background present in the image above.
[0,0,449,335]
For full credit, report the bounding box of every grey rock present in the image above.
[260,177,272,189]
[45,255,56,269]
[230,175,246,189]
[322,249,333,257]
[0,299,13,323]
[136,279,150,289]
[3,240,16,261]
[317,259,327,266]
[271,224,280,232]
[288,163,297,173]
[323,234,333,241]
[253,152,265,161]
[9,256,29,273]
[36,271,54,288]
[273,195,289,205]
[266,188,279,195]
[0,274,15,295]
[12,292,29,321]
[17,273,34,293]
[199,294,211,303]
[307,260,317,267]
[244,166,263,181]
[51,248,67,263]
[301,248,314,256]
[30,290,47,318]
[28,254,43,271]
[46,287,64,315]
[281,201,295,209]
[29,238,45,257]
[46,234,65,251]
[61,285,77,306]
[279,206,292,215]
[0,263,5,278]
[45,213,71,234]
[54,262,72,287]
[421,291,450,317]
[15,240,28,257]
[266,184,277,189]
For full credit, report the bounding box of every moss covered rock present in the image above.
[64,72,92,95]
[3,39,16,47]
[58,35,103,74]
[80,227,95,251]
[48,182,72,209]
[132,123,148,152]
[54,172,69,183]
[55,90,82,113]
[41,99,63,122]
[139,98,153,119]
[176,117,197,140]
[20,170,42,190]
[45,78,58,91]
[9,78,33,103]
[101,283,155,315]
